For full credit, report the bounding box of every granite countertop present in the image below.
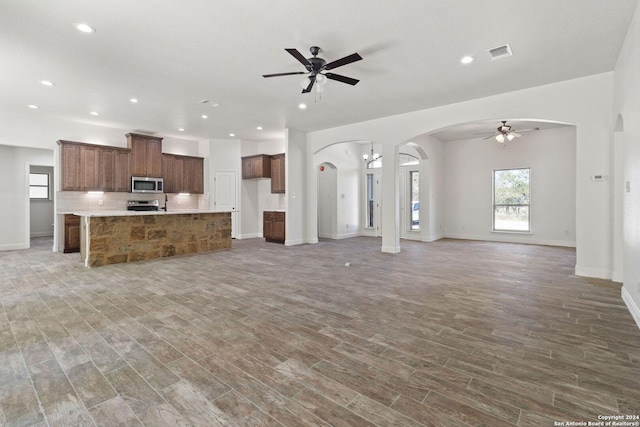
[67,210,230,217]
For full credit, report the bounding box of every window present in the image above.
[493,168,530,232]
[29,173,50,199]
[366,173,374,228]
[410,171,419,230]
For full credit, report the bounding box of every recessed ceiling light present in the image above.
[461,55,474,64]
[75,23,96,33]
[256,126,263,130]
[40,80,55,86]
[27,104,39,109]
[202,115,208,119]
[211,103,220,107]
[298,103,307,109]
[229,133,235,137]
[178,128,185,132]
[130,98,138,103]
[90,111,100,116]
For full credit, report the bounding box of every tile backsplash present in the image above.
[57,191,208,213]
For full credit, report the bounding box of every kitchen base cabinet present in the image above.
[64,214,80,253]
[263,211,285,243]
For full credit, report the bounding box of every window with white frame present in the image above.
[366,173,374,228]
[493,168,530,232]
[29,173,50,199]
[410,170,419,230]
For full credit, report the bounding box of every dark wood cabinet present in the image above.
[242,154,271,179]
[99,147,130,192]
[263,211,285,243]
[183,156,204,194]
[59,140,130,192]
[64,214,80,253]
[127,133,163,177]
[114,149,130,192]
[162,154,203,194]
[270,153,285,193]
[60,142,82,191]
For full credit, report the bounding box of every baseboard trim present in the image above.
[319,232,361,240]
[622,286,640,331]
[574,265,612,280]
[611,271,623,283]
[443,233,576,248]
[285,239,304,246]
[381,245,400,254]
[237,233,262,240]
[0,242,28,251]
[424,234,444,243]
[30,232,54,238]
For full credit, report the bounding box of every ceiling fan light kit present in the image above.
[263,46,362,94]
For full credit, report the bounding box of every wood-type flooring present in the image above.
[0,236,638,426]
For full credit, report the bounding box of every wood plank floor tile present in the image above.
[104,365,164,416]
[89,396,142,427]
[2,236,640,425]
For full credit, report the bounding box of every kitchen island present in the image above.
[76,210,231,267]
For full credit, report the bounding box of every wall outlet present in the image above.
[98,199,103,206]
[637,279,640,294]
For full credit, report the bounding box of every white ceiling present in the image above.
[0,0,637,143]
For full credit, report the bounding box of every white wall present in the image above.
[29,165,54,237]
[442,126,576,246]
[614,3,640,328]
[314,142,361,239]
[0,145,54,250]
[317,164,337,238]
[304,73,613,279]
[286,129,307,246]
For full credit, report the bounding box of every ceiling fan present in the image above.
[262,46,362,93]
[483,121,539,143]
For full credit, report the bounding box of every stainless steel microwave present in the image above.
[131,176,163,193]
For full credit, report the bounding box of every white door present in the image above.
[214,171,238,238]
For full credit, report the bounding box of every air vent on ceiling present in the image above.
[488,43,513,60]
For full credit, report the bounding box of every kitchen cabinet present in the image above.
[99,147,131,192]
[60,142,82,191]
[270,153,285,193]
[242,154,271,179]
[127,133,163,177]
[58,140,130,192]
[183,156,204,194]
[263,211,285,243]
[162,154,203,194]
[64,214,80,253]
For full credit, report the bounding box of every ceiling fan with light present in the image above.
[262,46,362,94]
[483,121,539,143]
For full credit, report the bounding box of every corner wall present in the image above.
[614,2,640,329]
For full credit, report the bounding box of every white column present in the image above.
[381,142,400,253]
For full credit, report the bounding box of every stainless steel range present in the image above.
[126,200,159,211]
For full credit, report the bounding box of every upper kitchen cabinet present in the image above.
[60,142,82,191]
[242,154,271,179]
[162,153,204,194]
[99,147,131,192]
[127,133,163,177]
[270,153,285,193]
[183,156,204,194]
[58,140,130,192]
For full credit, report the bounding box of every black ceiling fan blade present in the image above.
[325,73,359,86]
[302,76,316,93]
[285,48,313,70]
[262,71,308,78]
[324,53,362,70]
